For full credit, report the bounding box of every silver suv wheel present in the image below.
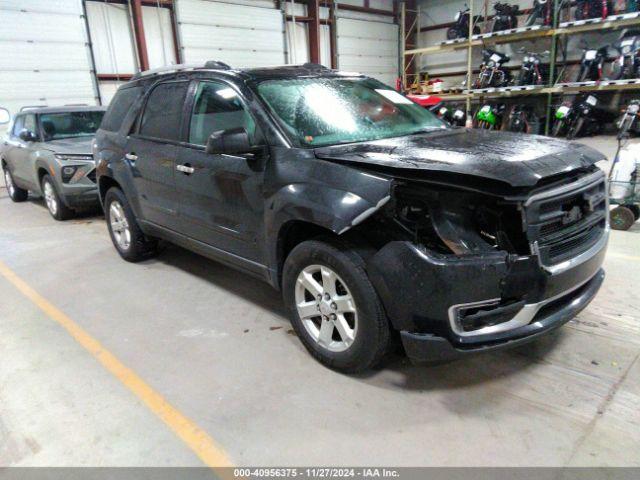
[43,180,58,215]
[295,264,358,352]
[109,200,131,251]
[4,169,15,197]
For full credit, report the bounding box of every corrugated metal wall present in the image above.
[0,0,98,118]
[176,0,286,68]
[336,13,398,86]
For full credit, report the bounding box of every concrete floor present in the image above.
[0,136,639,467]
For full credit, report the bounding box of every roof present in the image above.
[18,105,107,115]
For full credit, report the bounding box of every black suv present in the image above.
[95,62,609,372]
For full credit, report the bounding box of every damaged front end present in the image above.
[354,166,609,363]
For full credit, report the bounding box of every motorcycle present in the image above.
[552,94,617,139]
[576,43,608,82]
[447,6,481,40]
[574,0,612,20]
[475,103,506,129]
[475,49,512,88]
[617,100,640,139]
[517,49,549,85]
[507,104,541,133]
[525,0,552,26]
[610,32,640,79]
[492,3,519,32]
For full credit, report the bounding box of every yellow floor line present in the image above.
[607,252,640,262]
[0,259,233,468]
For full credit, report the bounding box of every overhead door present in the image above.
[176,0,285,68]
[336,17,398,86]
[0,0,98,119]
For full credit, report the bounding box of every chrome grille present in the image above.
[524,170,607,267]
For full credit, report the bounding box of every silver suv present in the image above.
[0,106,106,220]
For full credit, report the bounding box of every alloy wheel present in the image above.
[43,181,58,215]
[295,264,358,353]
[4,169,15,197]
[109,200,131,251]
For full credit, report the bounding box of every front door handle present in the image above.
[125,153,138,162]
[176,163,195,175]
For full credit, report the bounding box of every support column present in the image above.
[131,0,150,72]
[307,0,321,64]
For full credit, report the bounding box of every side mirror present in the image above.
[205,127,252,155]
[19,129,37,142]
[0,107,10,125]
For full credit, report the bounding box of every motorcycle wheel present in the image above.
[577,67,589,83]
[446,27,458,40]
[619,115,634,138]
[552,120,565,137]
[525,9,538,26]
[567,117,585,139]
[610,59,626,80]
[517,70,527,86]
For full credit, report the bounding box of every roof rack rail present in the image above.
[131,60,232,80]
[20,105,47,112]
[64,103,89,106]
[301,63,329,70]
[204,60,231,70]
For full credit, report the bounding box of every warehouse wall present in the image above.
[0,0,99,119]
[0,0,401,125]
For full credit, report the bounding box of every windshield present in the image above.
[40,111,105,141]
[256,77,446,147]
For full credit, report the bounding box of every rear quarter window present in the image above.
[101,86,142,132]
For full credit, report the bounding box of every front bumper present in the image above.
[62,187,100,209]
[400,269,604,364]
[366,229,608,363]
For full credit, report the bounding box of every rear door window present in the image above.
[139,81,189,141]
[101,86,142,132]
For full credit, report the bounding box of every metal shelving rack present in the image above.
[401,1,640,133]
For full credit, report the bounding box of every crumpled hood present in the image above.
[314,128,606,187]
[42,136,94,155]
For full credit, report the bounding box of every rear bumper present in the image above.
[399,269,604,364]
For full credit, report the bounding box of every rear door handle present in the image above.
[176,164,195,175]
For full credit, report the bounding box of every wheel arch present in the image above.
[98,175,122,206]
[264,179,391,289]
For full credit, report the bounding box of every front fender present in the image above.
[263,164,392,284]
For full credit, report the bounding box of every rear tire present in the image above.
[104,187,158,262]
[610,206,635,231]
[3,166,28,202]
[41,174,74,221]
[282,237,391,373]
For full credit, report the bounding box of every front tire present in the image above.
[282,238,390,373]
[104,187,158,262]
[41,174,73,221]
[3,166,28,202]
